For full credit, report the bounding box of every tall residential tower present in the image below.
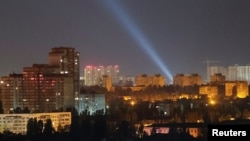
[49,47,80,108]
[0,47,80,113]
[84,65,119,86]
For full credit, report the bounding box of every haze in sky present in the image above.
[1,0,250,82]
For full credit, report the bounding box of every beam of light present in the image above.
[102,0,173,82]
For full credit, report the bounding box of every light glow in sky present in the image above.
[102,0,173,81]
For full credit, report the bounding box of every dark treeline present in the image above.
[0,107,206,141]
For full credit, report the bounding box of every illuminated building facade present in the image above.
[78,94,105,115]
[84,65,119,86]
[0,47,80,113]
[102,75,112,91]
[0,65,73,113]
[210,73,226,85]
[198,80,248,99]
[48,47,80,107]
[207,65,227,82]
[118,76,135,86]
[225,81,248,98]
[199,86,219,99]
[135,74,165,87]
[207,64,250,84]
[173,73,202,86]
[0,74,23,113]
[0,112,71,135]
[227,65,250,83]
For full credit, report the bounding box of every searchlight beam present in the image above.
[102,0,173,81]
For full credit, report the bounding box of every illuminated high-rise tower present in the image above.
[0,47,80,113]
[227,64,250,83]
[48,47,80,108]
[84,65,119,86]
[207,64,250,84]
[22,64,72,112]
[0,73,23,113]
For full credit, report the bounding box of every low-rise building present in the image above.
[135,74,165,87]
[0,112,71,135]
[225,81,248,98]
[78,94,105,115]
[199,85,219,99]
[173,73,202,86]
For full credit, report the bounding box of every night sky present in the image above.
[1,0,250,82]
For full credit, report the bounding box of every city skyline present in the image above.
[1,0,250,82]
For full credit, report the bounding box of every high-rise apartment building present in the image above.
[0,47,80,113]
[48,47,80,108]
[225,81,248,98]
[135,74,165,87]
[207,64,250,84]
[227,64,250,83]
[210,73,226,85]
[84,65,119,86]
[0,65,74,114]
[118,76,135,86]
[173,73,202,86]
[207,65,227,82]
[0,73,23,113]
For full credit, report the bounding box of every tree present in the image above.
[27,118,36,140]
[93,115,106,141]
[13,107,22,113]
[23,107,30,113]
[33,118,39,136]
[0,101,4,114]
[43,118,55,136]
[37,120,43,135]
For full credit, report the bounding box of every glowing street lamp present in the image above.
[131,101,135,106]
[209,99,216,105]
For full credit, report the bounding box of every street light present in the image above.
[131,101,135,106]
[56,92,61,110]
[209,99,216,105]
[45,98,50,112]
